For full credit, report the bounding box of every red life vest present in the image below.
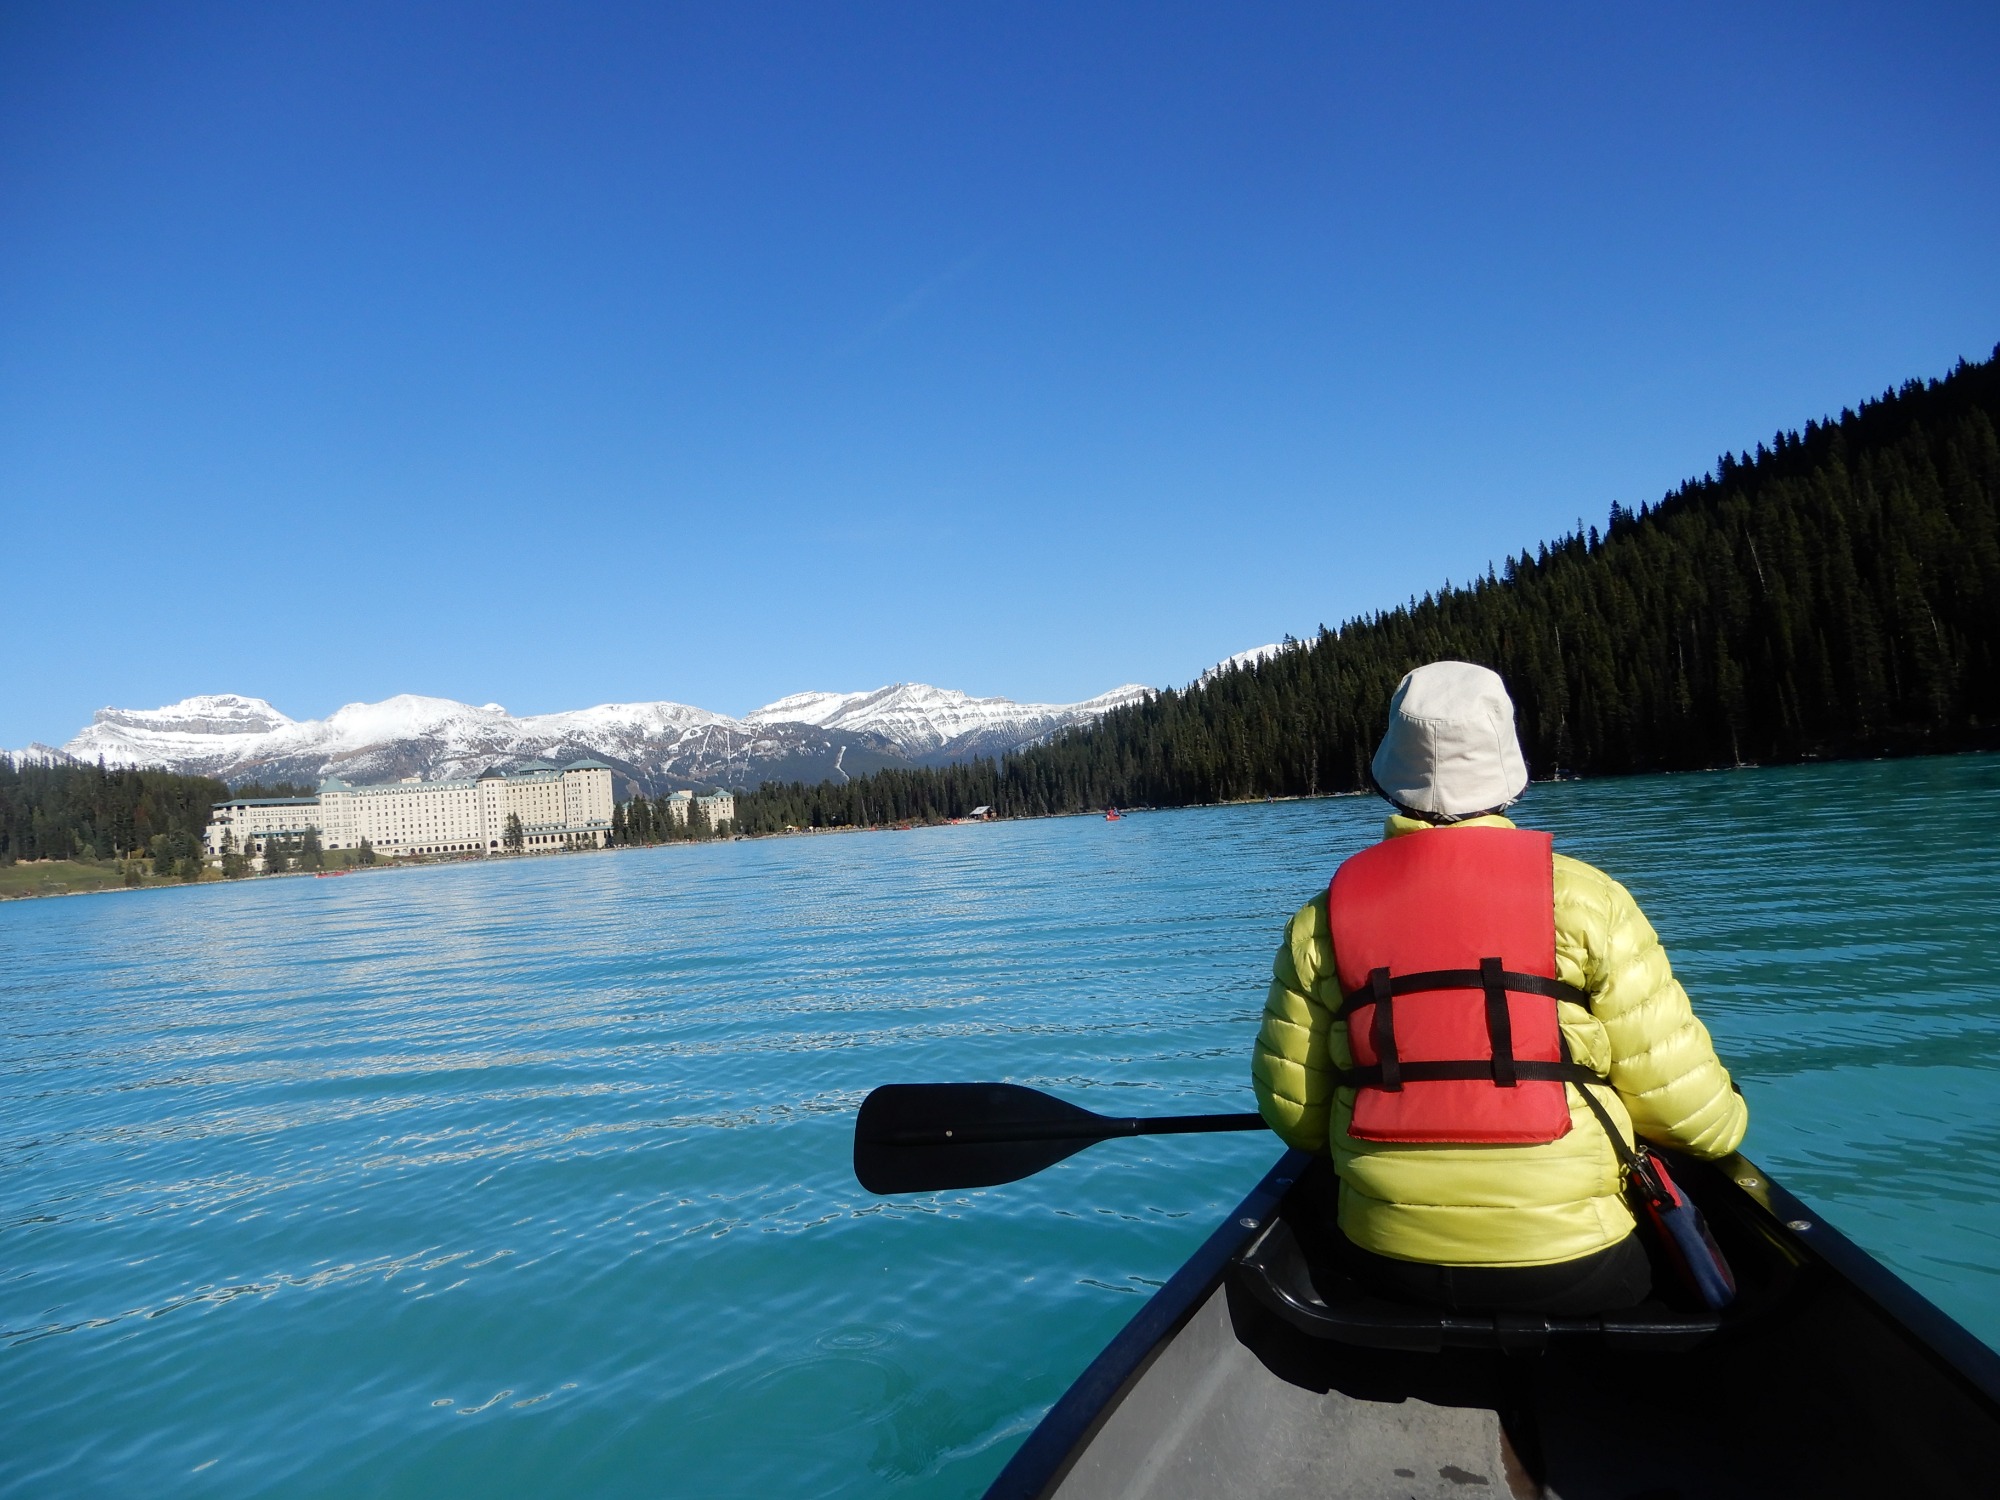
[1327,826,1596,1145]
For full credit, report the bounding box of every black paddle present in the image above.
[853,1082,1266,1194]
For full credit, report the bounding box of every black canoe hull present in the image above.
[986,1149,2000,1500]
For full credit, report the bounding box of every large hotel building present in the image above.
[204,759,616,862]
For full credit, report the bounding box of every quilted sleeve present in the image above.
[1564,858,1749,1158]
[1251,893,1337,1154]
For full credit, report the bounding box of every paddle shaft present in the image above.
[876,1111,1266,1147]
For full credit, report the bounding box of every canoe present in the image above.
[984,1148,2000,1499]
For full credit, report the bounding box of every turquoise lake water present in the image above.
[4,755,1999,1497]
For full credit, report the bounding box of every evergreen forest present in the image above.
[0,760,228,875]
[734,346,2000,833]
[610,793,732,845]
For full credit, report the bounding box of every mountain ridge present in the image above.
[26,681,1156,795]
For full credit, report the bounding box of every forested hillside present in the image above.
[0,760,228,866]
[737,346,2000,833]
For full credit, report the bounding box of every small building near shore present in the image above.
[696,791,736,830]
[662,788,737,830]
[203,795,320,854]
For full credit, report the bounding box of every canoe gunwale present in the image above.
[1708,1149,2000,1410]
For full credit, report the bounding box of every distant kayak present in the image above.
[1104,809,1122,821]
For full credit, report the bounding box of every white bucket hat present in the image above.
[1370,661,1529,819]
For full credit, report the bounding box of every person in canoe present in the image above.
[1251,660,1748,1314]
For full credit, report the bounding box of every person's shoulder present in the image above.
[1549,844,1618,917]
[1285,886,1330,937]
[1269,887,1332,991]
[1551,848,1612,888]
[1551,847,1650,929]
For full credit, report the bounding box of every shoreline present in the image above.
[7,750,1986,905]
[0,834,750,904]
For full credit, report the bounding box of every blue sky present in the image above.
[4,2,1996,747]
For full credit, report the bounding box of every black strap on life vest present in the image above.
[1331,1058,1606,1089]
[1332,960,1593,1094]
[1367,969,1400,1092]
[1482,958,1517,1088]
[1332,967,1592,1017]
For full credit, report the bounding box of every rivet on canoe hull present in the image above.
[1239,1218,1259,1229]
[1788,1219,1813,1232]
[1736,1177,1760,1188]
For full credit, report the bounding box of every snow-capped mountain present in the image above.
[1198,642,1290,683]
[743,682,1153,760]
[44,681,1155,794]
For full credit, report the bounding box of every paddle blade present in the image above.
[853,1082,1110,1194]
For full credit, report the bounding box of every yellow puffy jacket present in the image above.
[1251,814,1748,1267]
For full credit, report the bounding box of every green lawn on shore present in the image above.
[0,859,181,899]
[1,844,588,900]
